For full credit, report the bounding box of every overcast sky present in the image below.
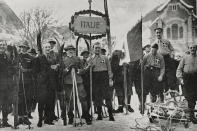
[4,0,166,37]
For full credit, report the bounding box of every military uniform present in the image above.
[88,54,114,121]
[0,52,16,127]
[176,53,197,122]
[153,39,174,92]
[143,52,165,102]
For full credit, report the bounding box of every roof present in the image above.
[0,1,23,30]
[157,0,193,12]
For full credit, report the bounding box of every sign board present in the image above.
[71,16,108,34]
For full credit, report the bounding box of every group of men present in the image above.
[0,38,115,128]
[0,25,197,129]
[141,27,197,124]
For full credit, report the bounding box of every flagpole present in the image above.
[140,15,144,115]
[104,0,112,56]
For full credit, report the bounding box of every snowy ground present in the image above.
[1,87,197,131]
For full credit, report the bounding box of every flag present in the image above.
[127,20,142,62]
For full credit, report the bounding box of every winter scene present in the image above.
[0,0,197,131]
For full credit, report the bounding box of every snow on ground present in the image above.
[1,87,197,131]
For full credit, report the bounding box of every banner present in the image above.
[127,20,142,62]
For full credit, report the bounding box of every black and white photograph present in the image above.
[0,0,197,130]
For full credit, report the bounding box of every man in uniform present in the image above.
[18,41,34,125]
[153,27,174,94]
[88,42,115,121]
[62,45,91,125]
[143,44,165,103]
[176,44,197,124]
[143,44,151,55]
[0,40,15,127]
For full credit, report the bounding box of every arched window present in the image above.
[167,28,171,39]
[179,26,183,38]
[172,24,178,40]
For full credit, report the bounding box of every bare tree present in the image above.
[19,7,57,48]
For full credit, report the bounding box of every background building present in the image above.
[143,0,197,55]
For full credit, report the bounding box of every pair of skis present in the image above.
[71,68,83,127]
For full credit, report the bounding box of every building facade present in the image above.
[143,0,197,55]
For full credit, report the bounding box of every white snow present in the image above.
[1,87,197,131]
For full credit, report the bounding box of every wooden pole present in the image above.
[140,17,144,115]
[123,63,128,115]
[104,0,112,56]
[88,0,93,120]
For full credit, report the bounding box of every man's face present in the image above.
[43,43,51,54]
[94,45,101,55]
[145,47,151,53]
[0,41,6,53]
[189,45,197,55]
[151,48,157,55]
[19,46,29,53]
[67,49,76,57]
[82,53,89,60]
[155,29,163,39]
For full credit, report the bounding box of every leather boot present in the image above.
[113,106,123,113]
[190,111,197,124]
[108,107,115,121]
[2,121,12,127]
[37,119,42,127]
[128,105,134,113]
[23,117,31,125]
[96,106,103,120]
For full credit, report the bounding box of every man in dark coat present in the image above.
[0,41,16,127]
[80,50,91,115]
[33,42,59,127]
[111,50,134,113]
[17,41,34,125]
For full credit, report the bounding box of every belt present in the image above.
[145,66,160,70]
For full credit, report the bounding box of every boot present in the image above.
[28,113,33,119]
[23,117,31,125]
[18,117,24,125]
[37,119,42,127]
[190,112,197,124]
[0,119,2,128]
[44,119,54,125]
[63,119,67,126]
[96,106,103,120]
[68,118,73,125]
[2,121,12,127]
[128,105,134,113]
[113,106,123,113]
[108,107,115,121]
[84,112,92,125]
